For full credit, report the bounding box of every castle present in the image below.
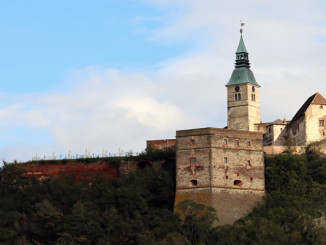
[148,28,326,225]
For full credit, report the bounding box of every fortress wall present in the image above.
[175,127,265,225]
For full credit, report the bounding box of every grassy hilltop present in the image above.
[0,148,326,244]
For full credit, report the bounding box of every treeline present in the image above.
[1,148,326,244]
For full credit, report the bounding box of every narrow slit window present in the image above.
[223,157,227,163]
[235,94,238,101]
[247,160,251,166]
[223,139,228,145]
[190,157,196,163]
[238,93,241,100]
[235,140,239,146]
[191,140,195,145]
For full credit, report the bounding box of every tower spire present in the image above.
[235,22,250,68]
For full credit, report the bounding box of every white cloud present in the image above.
[1,0,326,162]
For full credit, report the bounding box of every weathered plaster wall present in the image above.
[289,117,306,145]
[305,105,326,145]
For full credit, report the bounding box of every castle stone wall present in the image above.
[175,127,265,225]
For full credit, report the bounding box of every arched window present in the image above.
[234,180,243,186]
[238,93,241,100]
[235,94,238,101]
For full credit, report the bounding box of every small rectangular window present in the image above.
[247,160,251,166]
[319,120,324,127]
[191,140,195,145]
[235,140,239,146]
[190,180,198,186]
[190,157,196,163]
[223,157,227,163]
[223,139,228,145]
[246,141,251,146]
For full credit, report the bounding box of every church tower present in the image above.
[226,29,261,131]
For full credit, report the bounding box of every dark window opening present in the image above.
[225,176,228,179]
[320,105,323,109]
[268,127,272,133]
[252,86,255,92]
[223,139,228,145]
[246,141,251,146]
[190,180,198,186]
[247,160,251,166]
[237,173,240,176]
[235,140,239,146]
[223,157,227,163]
[190,157,196,163]
[319,120,324,127]
[234,180,243,186]
[235,94,238,101]
[235,86,240,92]
[323,132,325,136]
[238,93,241,100]
[250,177,253,182]
[191,139,195,145]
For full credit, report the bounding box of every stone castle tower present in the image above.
[226,31,261,131]
[174,30,265,225]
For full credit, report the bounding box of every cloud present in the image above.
[1,0,326,162]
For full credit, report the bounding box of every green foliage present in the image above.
[1,150,326,244]
[176,200,218,245]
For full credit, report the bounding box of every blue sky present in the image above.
[0,1,190,92]
[1,0,326,162]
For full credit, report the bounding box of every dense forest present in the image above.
[1,147,326,244]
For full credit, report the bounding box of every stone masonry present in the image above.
[174,127,264,225]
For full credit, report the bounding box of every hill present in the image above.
[0,148,326,244]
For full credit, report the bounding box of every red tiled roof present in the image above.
[291,92,326,122]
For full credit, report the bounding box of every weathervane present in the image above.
[240,20,245,34]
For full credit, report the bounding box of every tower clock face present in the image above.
[235,86,240,92]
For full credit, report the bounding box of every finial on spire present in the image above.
[240,20,245,34]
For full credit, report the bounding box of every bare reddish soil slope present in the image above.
[23,162,119,180]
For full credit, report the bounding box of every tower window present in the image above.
[191,139,195,145]
[250,177,253,182]
[226,175,228,179]
[246,160,251,166]
[190,157,196,163]
[223,139,228,145]
[268,127,272,133]
[223,157,227,163]
[235,94,238,101]
[235,86,240,92]
[246,141,251,146]
[320,106,323,109]
[251,94,256,101]
[189,180,198,186]
[252,86,255,92]
[235,140,239,146]
[319,120,324,127]
[238,93,241,100]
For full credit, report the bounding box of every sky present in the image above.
[0,0,326,162]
